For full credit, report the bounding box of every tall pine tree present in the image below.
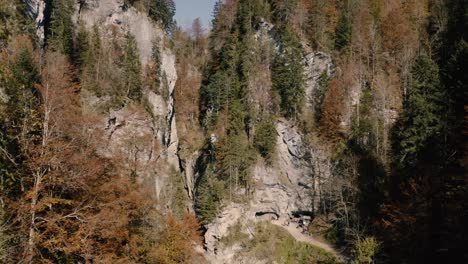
[123,33,142,101]
[48,0,74,58]
[272,26,305,119]
[393,55,446,170]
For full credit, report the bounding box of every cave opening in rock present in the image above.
[255,212,279,220]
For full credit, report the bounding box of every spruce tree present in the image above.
[218,100,255,194]
[254,116,277,163]
[393,55,446,169]
[272,27,305,119]
[48,0,74,57]
[148,0,176,32]
[149,39,162,93]
[2,46,40,198]
[123,33,142,101]
[74,23,89,69]
[270,0,299,24]
[194,165,224,224]
[7,48,41,135]
[200,32,241,125]
[81,25,101,93]
[335,11,352,51]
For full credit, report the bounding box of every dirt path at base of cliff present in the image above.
[271,220,348,262]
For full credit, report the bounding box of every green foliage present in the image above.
[351,237,380,264]
[254,116,277,163]
[74,23,89,69]
[5,47,41,143]
[237,0,271,34]
[80,25,102,93]
[200,33,242,126]
[148,0,176,32]
[0,1,16,44]
[169,169,189,219]
[351,88,375,149]
[0,1,35,47]
[0,127,17,194]
[324,226,338,245]
[0,43,38,200]
[393,55,446,170]
[126,0,175,32]
[10,49,40,91]
[194,140,225,224]
[272,27,305,118]
[270,0,299,24]
[48,0,75,57]
[228,221,339,264]
[198,1,276,220]
[148,39,162,93]
[123,33,142,101]
[217,132,255,193]
[219,221,249,247]
[200,70,229,125]
[217,100,256,194]
[335,11,352,51]
[194,164,225,224]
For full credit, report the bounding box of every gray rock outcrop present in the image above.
[203,19,336,262]
[304,52,334,110]
[74,1,181,202]
[204,119,333,262]
[24,0,47,46]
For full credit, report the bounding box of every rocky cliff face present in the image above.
[24,2,339,262]
[72,0,181,205]
[204,119,334,263]
[203,30,335,261]
[74,0,164,64]
[304,52,334,110]
[24,0,183,205]
[24,0,47,46]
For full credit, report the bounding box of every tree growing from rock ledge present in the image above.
[123,33,142,101]
[48,0,75,58]
[271,26,306,119]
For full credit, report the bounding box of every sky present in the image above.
[174,0,217,30]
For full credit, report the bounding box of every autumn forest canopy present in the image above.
[0,0,467,263]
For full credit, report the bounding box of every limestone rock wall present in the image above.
[24,0,47,46]
[75,0,180,201]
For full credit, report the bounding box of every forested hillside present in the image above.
[0,0,466,263]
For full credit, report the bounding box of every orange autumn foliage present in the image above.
[149,214,203,264]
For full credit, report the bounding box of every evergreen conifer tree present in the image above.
[272,27,305,119]
[7,47,41,135]
[1,44,40,199]
[48,0,74,57]
[149,39,162,93]
[148,0,176,32]
[254,116,277,163]
[123,33,142,101]
[335,11,352,51]
[394,55,446,169]
[74,23,89,69]
[194,165,224,224]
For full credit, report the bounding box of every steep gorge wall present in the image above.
[202,21,338,262]
[22,2,359,262]
[74,0,182,203]
[24,0,187,208]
